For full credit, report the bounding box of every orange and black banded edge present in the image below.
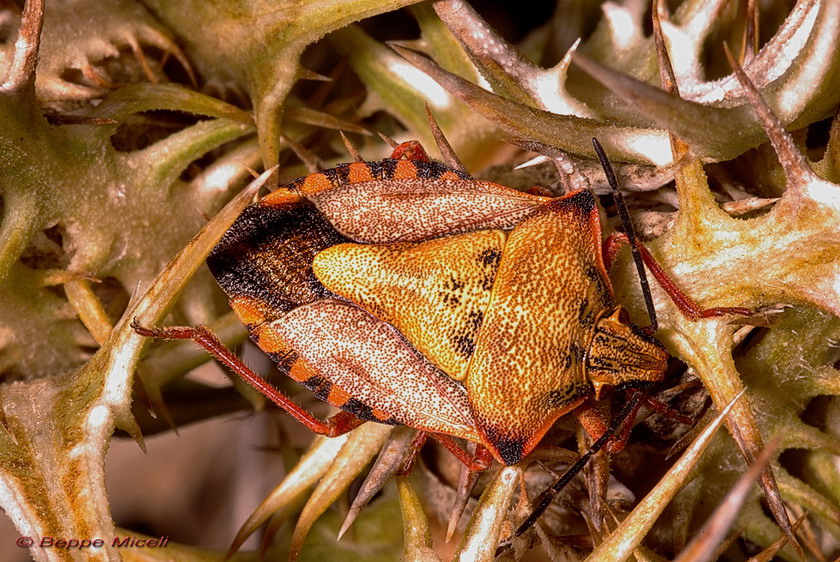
[207,157,469,425]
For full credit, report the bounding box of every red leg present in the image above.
[635,389,694,425]
[429,433,493,472]
[604,398,645,455]
[516,393,644,537]
[575,399,639,454]
[575,400,609,443]
[397,431,429,476]
[132,322,365,437]
[608,388,695,453]
[389,140,430,163]
[527,186,553,197]
[602,233,625,271]
[603,233,754,321]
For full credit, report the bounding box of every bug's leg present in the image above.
[132,322,365,437]
[574,400,609,448]
[603,232,755,323]
[576,388,694,458]
[606,388,696,456]
[602,232,626,272]
[389,140,431,162]
[631,387,694,425]
[446,442,493,541]
[515,393,643,537]
[395,431,491,476]
[429,433,493,473]
[574,397,644,455]
[396,431,429,475]
[393,432,492,541]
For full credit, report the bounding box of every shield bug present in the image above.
[134,136,754,533]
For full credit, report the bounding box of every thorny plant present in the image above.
[0,0,838,560]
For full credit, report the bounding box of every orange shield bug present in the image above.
[134,137,753,533]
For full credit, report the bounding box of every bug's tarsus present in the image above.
[592,138,658,333]
[600,386,697,457]
[388,139,431,163]
[515,393,643,537]
[634,388,695,425]
[397,431,429,475]
[593,138,756,324]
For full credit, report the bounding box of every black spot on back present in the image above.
[452,333,475,357]
[467,310,484,331]
[478,248,502,267]
[557,188,596,214]
[441,292,461,307]
[447,276,465,291]
[416,162,443,179]
[334,163,351,184]
[490,437,525,466]
[366,160,384,179]
[267,350,298,372]
[289,177,306,193]
[545,383,588,407]
[321,167,339,185]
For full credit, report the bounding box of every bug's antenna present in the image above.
[591,138,658,333]
[514,392,643,537]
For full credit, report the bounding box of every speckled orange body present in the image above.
[207,152,668,465]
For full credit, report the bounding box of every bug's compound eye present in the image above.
[617,305,632,324]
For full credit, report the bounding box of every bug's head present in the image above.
[586,306,669,399]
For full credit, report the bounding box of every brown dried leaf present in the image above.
[0,168,269,560]
[226,433,350,557]
[392,44,673,165]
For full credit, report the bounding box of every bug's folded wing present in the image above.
[307,178,549,243]
[268,299,482,442]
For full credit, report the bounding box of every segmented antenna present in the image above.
[514,392,643,536]
[515,141,662,537]
[591,138,658,333]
